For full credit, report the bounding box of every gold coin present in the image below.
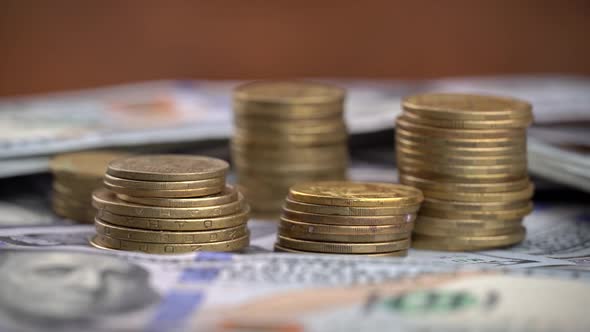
[116,185,238,207]
[284,198,420,216]
[236,167,347,180]
[52,203,96,223]
[288,181,423,207]
[399,173,530,193]
[396,137,527,156]
[103,182,225,198]
[276,235,410,254]
[103,173,225,190]
[91,233,250,254]
[413,224,522,237]
[53,182,97,197]
[419,202,533,220]
[421,183,534,203]
[274,244,408,257]
[422,198,530,212]
[396,117,525,139]
[234,81,345,105]
[279,218,413,243]
[282,208,416,226]
[231,143,348,161]
[92,188,244,219]
[51,150,128,179]
[396,128,526,148]
[396,146,525,166]
[95,218,248,244]
[412,227,526,251]
[398,166,526,183]
[402,93,533,121]
[233,131,347,147]
[235,119,346,134]
[233,159,348,173]
[107,155,229,182]
[96,207,249,231]
[397,156,527,176]
[234,103,343,120]
[402,110,532,129]
[416,215,523,230]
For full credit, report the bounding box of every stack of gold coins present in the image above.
[395,93,534,251]
[275,181,423,257]
[90,155,250,254]
[231,81,349,217]
[50,151,127,223]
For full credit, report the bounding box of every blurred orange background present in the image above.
[1,0,589,96]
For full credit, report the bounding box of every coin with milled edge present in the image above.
[274,244,408,257]
[96,208,249,231]
[116,185,239,207]
[421,183,534,203]
[233,131,347,146]
[402,110,532,129]
[277,235,410,253]
[396,146,525,166]
[399,174,530,193]
[95,219,248,243]
[396,137,526,155]
[419,202,533,220]
[92,188,244,218]
[91,233,250,254]
[402,93,533,121]
[412,227,525,251]
[235,120,347,134]
[103,173,225,190]
[422,198,530,212]
[284,198,420,216]
[281,208,416,226]
[413,223,522,237]
[396,128,526,148]
[280,217,414,235]
[104,181,225,198]
[234,81,345,105]
[107,155,229,181]
[397,156,527,176]
[396,117,525,139]
[398,166,526,183]
[288,181,423,207]
[415,216,523,230]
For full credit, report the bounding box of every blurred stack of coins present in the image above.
[231,81,349,217]
[275,181,423,257]
[50,151,127,223]
[90,155,250,254]
[395,93,534,251]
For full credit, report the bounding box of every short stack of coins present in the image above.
[90,154,250,254]
[395,93,534,251]
[50,151,126,223]
[231,81,349,217]
[275,181,423,257]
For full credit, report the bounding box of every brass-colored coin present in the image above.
[399,173,530,193]
[107,155,229,181]
[282,208,416,226]
[284,198,420,216]
[422,197,531,212]
[277,235,410,254]
[416,215,523,230]
[396,128,526,148]
[234,103,343,120]
[396,146,525,166]
[288,181,423,207]
[402,110,532,129]
[236,167,347,181]
[396,117,525,139]
[231,142,348,161]
[91,233,250,254]
[235,119,346,134]
[234,81,345,105]
[53,182,96,197]
[413,223,522,237]
[402,93,533,121]
[116,185,238,207]
[419,202,533,220]
[96,207,249,231]
[397,156,527,176]
[103,173,224,190]
[103,181,225,198]
[233,131,347,147]
[94,218,248,244]
[274,244,408,257]
[92,188,244,219]
[412,227,526,251]
[51,151,128,179]
[52,202,96,223]
[396,137,527,156]
[233,158,348,173]
[398,166,526,183]
[52,194,92,210]
[52,187,93,204]
[422,183,534,203]
[279,217,413,243]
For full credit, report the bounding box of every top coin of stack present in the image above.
[231,81,349,217]
[50,151,127,223]
[275,181,423,257]
[395,93,534,251]
[90,155,250,254]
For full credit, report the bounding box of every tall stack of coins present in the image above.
[90,155,250,254]
[275,181,423,257]
[395,93,534,251]
[50,151,127,223]
[231,81,349,217]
